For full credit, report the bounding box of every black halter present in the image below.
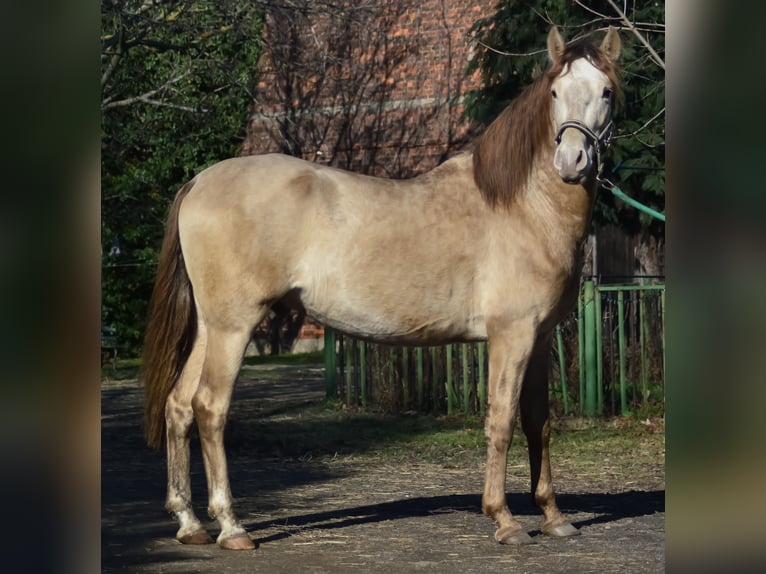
[554,119,614,185]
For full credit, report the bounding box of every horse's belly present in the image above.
[291,227,487,344]
[302,296,487,346]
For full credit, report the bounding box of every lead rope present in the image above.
[594,143,665,223]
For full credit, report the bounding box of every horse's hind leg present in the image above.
[165,319,213,544]
[192,321,256,550]
[520,334,578,537]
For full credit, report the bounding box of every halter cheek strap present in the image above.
[554,119,614,185]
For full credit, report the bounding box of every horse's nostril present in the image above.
[576,150,583,165]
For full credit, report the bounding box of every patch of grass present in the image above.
[229,398,664,470]
[375,415,486,462]
[101,357,142,382]
[548,416,665,473]
[101,352,325,383]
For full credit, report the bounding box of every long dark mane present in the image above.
[473,35,621,209]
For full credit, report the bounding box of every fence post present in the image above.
[324,327,337,401]
[477,342,487,416]
[661,288,666,402]
[345,338,354,405]
[583,280,597,416]
[639,286,648,412]
[595,285,604,416]
[431,347,439,411]
[462,344,470,413]
[446,344,454,415]
[402,347,409,409]
[556,324,569,415]
[618,289,628,415]
[416,347,424,409]
[388,347,396,406]
[359,340,367,408]
[577,287,585,415]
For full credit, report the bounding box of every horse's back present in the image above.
[188,154,327,207]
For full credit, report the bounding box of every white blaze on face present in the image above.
[551,58,614,183]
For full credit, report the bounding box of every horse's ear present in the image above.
[600,26,622,62]
[547,26,565,63]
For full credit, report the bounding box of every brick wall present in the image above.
[244,0,494,178]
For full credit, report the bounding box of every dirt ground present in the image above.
[101,363,665,573]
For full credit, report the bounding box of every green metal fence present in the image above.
[324,280,665,417]
[579,280,665,416]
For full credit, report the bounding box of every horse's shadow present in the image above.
[249,489,664,545]
[101,489,663,571]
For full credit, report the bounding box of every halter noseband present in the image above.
[554,119,615,185]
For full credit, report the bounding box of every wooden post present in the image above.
[324,327,337,401]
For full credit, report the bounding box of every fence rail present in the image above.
[324,280,665,417]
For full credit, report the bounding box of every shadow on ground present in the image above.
[103,484,663,572]
[248,489,663,545]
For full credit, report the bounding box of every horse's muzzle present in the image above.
[554,143,591,183]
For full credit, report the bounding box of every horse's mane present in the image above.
[473,35,621,209]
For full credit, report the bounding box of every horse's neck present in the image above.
[520,157,598,268]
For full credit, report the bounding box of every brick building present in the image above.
[244,0,494,178]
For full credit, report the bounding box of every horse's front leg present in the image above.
[520,333,579,537]
[165,323,213,545]
[482,320,537,544]
[192,326,255,550]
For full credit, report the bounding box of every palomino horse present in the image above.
[143,26,621,549]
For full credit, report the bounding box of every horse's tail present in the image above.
[142,179,198,450]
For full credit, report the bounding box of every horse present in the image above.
[142,26,622,550]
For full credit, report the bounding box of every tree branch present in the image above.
[613,107,665,140]
[102,71,196,111]
[473,38,547,58]
[603,0,665,70]
[101,49,123,91]
[103,97,202,113]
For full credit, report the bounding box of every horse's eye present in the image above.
[551,89,557,99]
[602,87,613,100]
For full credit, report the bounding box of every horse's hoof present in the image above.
[219,533,256,550]
[543,521,580,537]
[498,530,536,545]
[179,530,214,545]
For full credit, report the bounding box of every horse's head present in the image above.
[547,27,621,184]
